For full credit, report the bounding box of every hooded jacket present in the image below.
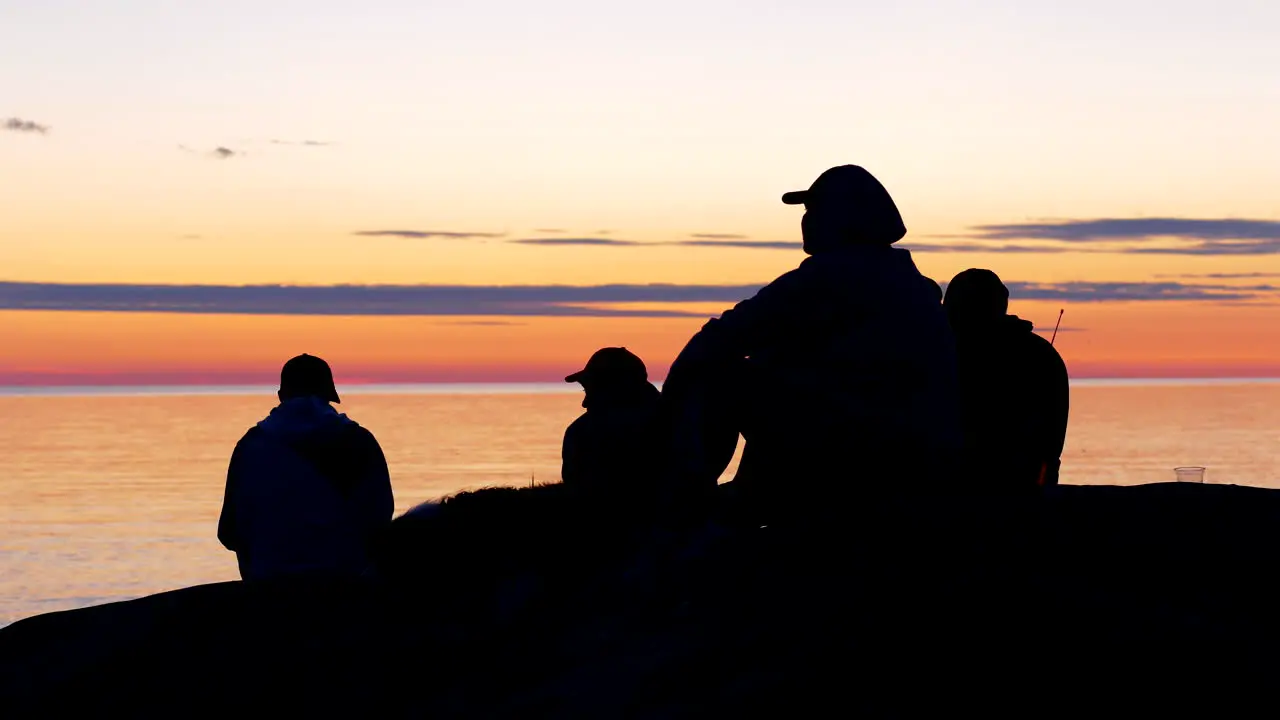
[664,245,962,496]
[217,396,394,581]
[951,314,1070,489]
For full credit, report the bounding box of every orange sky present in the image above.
[6,297,1280,386]
[4,3,1280,383]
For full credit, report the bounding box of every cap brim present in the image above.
[564,371,585,384]
[781,190,808,205]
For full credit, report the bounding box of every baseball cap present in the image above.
[565,347,648,386]
[781,165,907,244]
[279,353,341,404]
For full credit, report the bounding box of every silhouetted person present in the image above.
[663,165,962,510]
[944,269,1069,489]
[561,347,671,515]
[217,354,394,581]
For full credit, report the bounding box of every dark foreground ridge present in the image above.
[4,482,1280,716]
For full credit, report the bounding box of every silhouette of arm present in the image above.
[1045,345,1070,484]
[217,434,250,552]
[560,416,587,488]
[355,428,394,531]
[1028,338,1070,485]
[667,270,806,392]
[663,272,805,485]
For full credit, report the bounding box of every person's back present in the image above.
[217,354,394,581]
[664,165,962,505]
[944,269,1070,490]
[561,348,672,515]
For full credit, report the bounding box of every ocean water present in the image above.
[3,379,1280,627]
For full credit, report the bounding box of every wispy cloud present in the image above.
[905,243,1074,254]
[533,228,566,234]
[353,230,506,239]
[0,281,764,318]
[510,237,641,246]
[4,117,48,134]
[690,233,748,240]
[1156,272,1280,280]
[970,218,1280,242]
[959,218,1280,256]
[269,139,334,147]
[213,147,237,159]
[676,239,800,250]
[997,280,1277,303]
[0,279,1272,318]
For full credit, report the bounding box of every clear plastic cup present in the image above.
[1174,466,1206,483]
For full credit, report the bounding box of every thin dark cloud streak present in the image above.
[969,218,1280,242]
[4,117,48,134]
[1125,241,1280,256]
[354,230,506,239]
[0,281,765,318]
[676,240,800,250]
[690,233,748,240]
[511,238,641,246]
[1157,272,1280,279]
[999,281,1276,302]
[213,147,236,159]
[0,280,1273,318]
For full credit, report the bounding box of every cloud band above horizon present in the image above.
[0,279,1272,318]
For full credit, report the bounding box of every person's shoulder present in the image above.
[1020,330,1067,369]
[342,420,380,446]
[235,425,265,449]
[565,411,592,434]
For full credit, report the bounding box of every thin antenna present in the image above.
[1050,309,1064,345]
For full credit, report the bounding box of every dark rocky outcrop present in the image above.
[3,482,1280,717]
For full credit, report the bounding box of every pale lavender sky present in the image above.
[2,0,1279,287]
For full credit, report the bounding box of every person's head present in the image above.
[943,269,1009,326]
[782,165,907,255]
[278,353,341,404]
[565,347,650,407]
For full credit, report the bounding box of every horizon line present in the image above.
[4,377,1280,398]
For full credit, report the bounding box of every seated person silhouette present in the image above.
[663,165,963,510]
[217,354,394,581]
[562,347,670,514]
[943,269,1070,489]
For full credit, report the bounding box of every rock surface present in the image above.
[3,482,1280,716]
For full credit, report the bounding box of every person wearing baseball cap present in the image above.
[218,354,394,581]
[662,165,962,515]
[561,347,673,514]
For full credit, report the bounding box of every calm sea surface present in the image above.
[3,379,1280,627]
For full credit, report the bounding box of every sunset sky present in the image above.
[3,1,1280,384]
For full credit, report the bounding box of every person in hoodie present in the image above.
[944,269,1070,489]
[217,354,394,581]
[662,165,963,510]
[561,347,672,515]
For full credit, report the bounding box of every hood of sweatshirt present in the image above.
[256,396,355,441]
